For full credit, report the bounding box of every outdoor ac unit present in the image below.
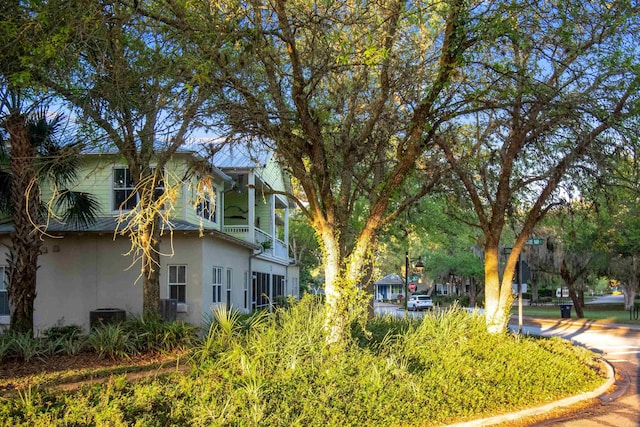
[159,299,177,321]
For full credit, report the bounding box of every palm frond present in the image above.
[27,109,63,150]
[38,142,82,186]
[54,191,100,229]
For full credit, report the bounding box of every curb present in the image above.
[445,358,616,427]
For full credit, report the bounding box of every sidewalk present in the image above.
[515,315,640,336]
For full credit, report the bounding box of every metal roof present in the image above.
[0,217,259,250]
[374,274,405,285]
[212,142,272,169]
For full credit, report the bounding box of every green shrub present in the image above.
[42,324,84,341]
[457,294,470,307]
[87,324,138,360]
[8,332,46,362]
[124,314,197,353]
[0,297,607,426]
[42,324,87,356]
[274,295,296,309]
[0,333,12,362]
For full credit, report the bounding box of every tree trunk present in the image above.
[484,241,514,333]
[321,228,345,346]
[6,112,41,335]
[626,288,637,311]
[560,259,584,318]
[531,273,539,303]
[625,256,640,311]
[141,213,162,315]
[360,258,375,320]
[469,277,477,307]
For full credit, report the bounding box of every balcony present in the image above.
[223,225,289,261]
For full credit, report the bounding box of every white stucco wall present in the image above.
[201,236,252,316]
[1,231,256,333]
[31,234,142,334]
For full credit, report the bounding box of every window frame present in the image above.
[112,166,165,212]
[168,265,187,304]
[195,176,218,223]
[0,265,10,318]
[252,272,270,309]
[212,266,223,303]
[243,271,249,310]
[112,167,137,211]
[226,268,232,309]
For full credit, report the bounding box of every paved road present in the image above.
[585,294,626,305]
[518,319,640,427]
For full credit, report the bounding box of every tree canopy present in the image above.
[2,0,224,314]
[434,0,640,331]
[2,0,639,339]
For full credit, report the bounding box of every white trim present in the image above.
[0,265,9,319]
[212,266,223,303]
[111,165,165,213]
[168,264,187,304]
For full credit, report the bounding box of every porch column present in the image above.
[248,173,255,244]
[284,203,289,251]
[270,194,276,242]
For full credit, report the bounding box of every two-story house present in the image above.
[0,148,299,332]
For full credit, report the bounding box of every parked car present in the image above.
[407,295,433,311]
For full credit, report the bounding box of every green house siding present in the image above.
[43,153,224,230]
[260,157,286,193]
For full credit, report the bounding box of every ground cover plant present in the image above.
[0,297,607,426]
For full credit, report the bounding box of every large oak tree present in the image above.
[153,0,505,343]
[435,0,639,332]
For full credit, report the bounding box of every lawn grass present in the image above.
[512,302,640,325]
[0,297,608,427]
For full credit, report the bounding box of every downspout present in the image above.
[249,246,263,312]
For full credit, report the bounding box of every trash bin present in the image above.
[560,304,572,319]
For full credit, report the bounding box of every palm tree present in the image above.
[0,92,99,334]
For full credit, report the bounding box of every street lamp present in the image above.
[405,253,424,310]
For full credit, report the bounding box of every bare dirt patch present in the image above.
[0,351,186,394]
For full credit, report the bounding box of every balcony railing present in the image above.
[223,225,289,261]
[223,225,250,241]
[255,228,272,255]
[274,238,288,259]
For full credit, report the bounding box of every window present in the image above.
[0,266,8,316]
[273,274,285,299]
[252,272,270,309]
[212,267,223,303]
[244,271,249,309]
[113,167,165,211]
[168,265,186,303]
[195,178,217,222]
[113,167,136,210]
[226,269,232,309]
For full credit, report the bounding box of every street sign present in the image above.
[526,238,544,245]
